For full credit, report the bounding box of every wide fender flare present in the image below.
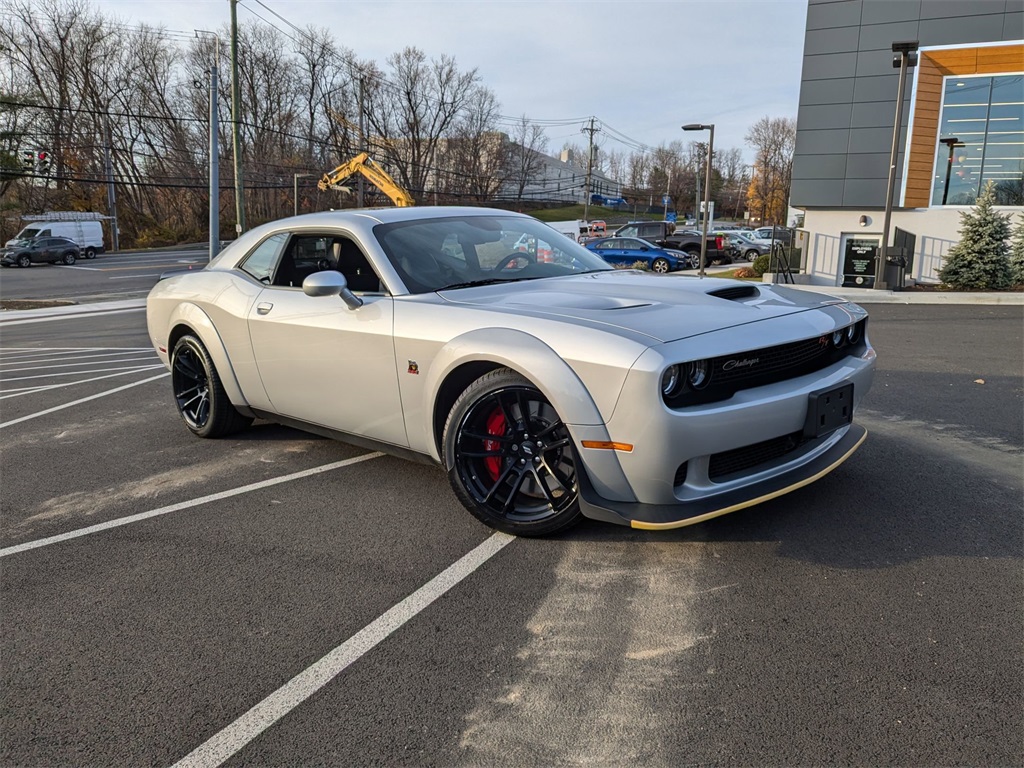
[166,302,248,409]
[425,326,612,447]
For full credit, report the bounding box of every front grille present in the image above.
[708,431,805,480]
[665,320,866,408]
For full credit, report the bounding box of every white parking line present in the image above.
[0,307,145,326]
[0,372,169,428]
[0,452,385,558]
[1,364,165,382]
[172,531,514,768]
[0,365,166,399]
[2,354,156,373]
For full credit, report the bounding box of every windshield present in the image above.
[15,227,40,239]
[374,214,613,293]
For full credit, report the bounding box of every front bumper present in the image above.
[578,422,866,529]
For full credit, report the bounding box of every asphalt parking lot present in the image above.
[1,299,1021,767]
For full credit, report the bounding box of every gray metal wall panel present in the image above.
[791,179,847,205]
[920,0,1008,19]
[793,154,850,179]
[861,0,922,25]
[1003,12,1024,37]
[843,177,890,206]
[802,52,859,79]
[794,128,852,155]
[1007,0,1024,13]
[805,25,863,55]
[853,73,900,102]
[919,14,1008,45]
[798,102,855,130]
[855,48,904,76]
[858,20,922,51]
[845,152,893,178]
[808,0,863,30]
[800,78,857,104]
[851,100,902,128]
[848,126,900,153]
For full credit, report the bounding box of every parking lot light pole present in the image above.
[293,174,313,217]
[940,137,965,205]
[876,40,918,290]
[683,123,714,277]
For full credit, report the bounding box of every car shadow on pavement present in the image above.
[567,428,1022,569]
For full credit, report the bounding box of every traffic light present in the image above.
[22,149,34,171]
[36,151,50,173]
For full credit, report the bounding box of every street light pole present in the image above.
[683,123,714,277]
[940,137,964,205]
[876,40,918,290]
[293,173,313,217]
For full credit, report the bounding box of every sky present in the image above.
[97,0,809,163]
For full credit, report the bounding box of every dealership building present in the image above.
[790,0,1023,287]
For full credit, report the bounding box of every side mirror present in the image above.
[302,270,363,309]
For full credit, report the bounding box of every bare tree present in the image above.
[363,47,479,201]
[507,114,548,202]
[746,115,796,226]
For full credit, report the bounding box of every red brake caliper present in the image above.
[483,408,506,481]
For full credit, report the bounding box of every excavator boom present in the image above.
[317,152,415,207]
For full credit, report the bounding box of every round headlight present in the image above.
[661,365,680,396]
[832,330,845,347]
[846,323,860,343]
[688,359,710,389]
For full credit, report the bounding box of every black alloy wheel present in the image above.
[444,368,581,536]
[62,251,76,265]
[170,334,252,438]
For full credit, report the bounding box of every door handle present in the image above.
[256,302,273,315]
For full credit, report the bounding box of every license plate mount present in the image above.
[804,382,854,438]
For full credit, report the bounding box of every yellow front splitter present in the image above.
[577,425,868,530]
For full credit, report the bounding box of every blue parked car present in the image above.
[585,237,696,273]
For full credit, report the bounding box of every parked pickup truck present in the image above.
[611,221,732,265]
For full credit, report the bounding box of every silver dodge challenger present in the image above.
[147,207,875,536]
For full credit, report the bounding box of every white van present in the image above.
[6,220,105,259]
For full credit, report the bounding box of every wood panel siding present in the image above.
[905,44,1024,208]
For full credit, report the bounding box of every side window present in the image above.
[239,232,288,283]
[616,224,638,238]
[38,229,51,237]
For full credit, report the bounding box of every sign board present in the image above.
[662,195,671,206]
[841,236,879,288]
[699,201,715,219]
[666,212,677,223]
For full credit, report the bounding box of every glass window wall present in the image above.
[931,74,1024,206]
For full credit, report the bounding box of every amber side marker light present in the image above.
[581,441,634,452]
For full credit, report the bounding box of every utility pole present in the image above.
[663,168,671,219]
[357,75,366,207]
[208,62,219,260]
[581,117,600,225]
[103,118,119,252]
[197,30,221,260]
[229,0,245,234]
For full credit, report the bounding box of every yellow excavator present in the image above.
[317,152,415,207]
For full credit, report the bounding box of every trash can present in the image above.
[884,255,907,291]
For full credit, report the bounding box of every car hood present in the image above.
[437,272,850,343]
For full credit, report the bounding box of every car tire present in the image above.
[443,368,582,536]
[84,248,96,259]
[711,254,733,266]
[745,249,759,261]
[651,257,671,274]
[62,251,76,265]
[170,334,253,438]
